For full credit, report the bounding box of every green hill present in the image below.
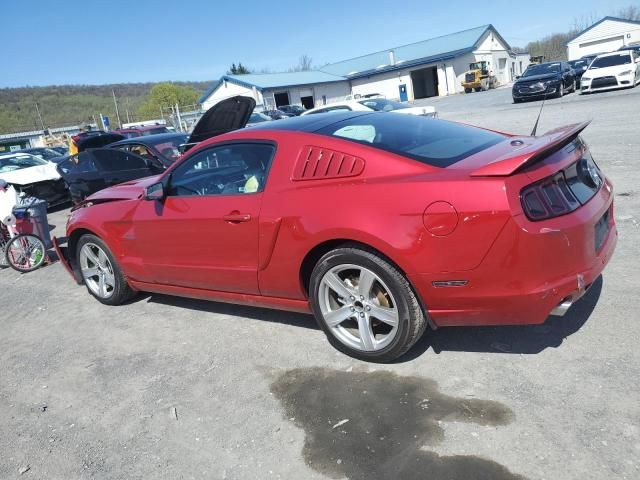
[0,81,211,134]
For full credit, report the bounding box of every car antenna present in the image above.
[530,91,548,137]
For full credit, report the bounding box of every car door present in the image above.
[130,142,275,294]
[90,148,161,186]
[57,153,104,202]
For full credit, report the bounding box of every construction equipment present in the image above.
[461,61,497,93]
[529,55,545,65]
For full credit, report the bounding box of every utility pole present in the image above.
[175,103,183,132]
[112,89,122,128]
[35,103,45,130]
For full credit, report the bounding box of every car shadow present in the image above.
[401,275,603,361]
[137,276,602,361]
[144,293,317,330]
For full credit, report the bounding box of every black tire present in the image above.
[76,234,135,305]
[513,97,522,104]
[464,88,472,93]
[474,87,481,92]
[5,234,46,272]
[309,245,427,362]
[556,83,564,98]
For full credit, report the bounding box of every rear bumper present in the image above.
[410,186,616,327]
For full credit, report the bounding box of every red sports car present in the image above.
[55,96,617,362]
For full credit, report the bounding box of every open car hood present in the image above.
[85,175,162,203]
[187,96,256,145]
[74,132,126,152]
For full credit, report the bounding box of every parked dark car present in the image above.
[262,109,293,120]
[512,61,576,103]
[56,149,164,204]
[107,133,188,168]
[568,57,595,87]
[277,105,306,116]
[618,42,640,55]
[20,147,66,161]
[50,146,69,156]
[113,124,171,138]
[69,130,125,155]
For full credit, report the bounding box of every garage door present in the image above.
[578,35,624,56]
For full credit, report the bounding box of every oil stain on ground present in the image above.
[270,368,526,480]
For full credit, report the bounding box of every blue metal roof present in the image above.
[199,24,508,103]
[320,25,503,78]
[198,71,346,103]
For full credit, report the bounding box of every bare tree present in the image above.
[572,12,600,32]
[617,5,640,20]
[289,54,313,72]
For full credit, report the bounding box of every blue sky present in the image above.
[0,0,632,87]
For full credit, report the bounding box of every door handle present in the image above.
[223,212,251,223]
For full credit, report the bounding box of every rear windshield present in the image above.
[314,114,504,168]
[590,53,631,68]
[523,63,561,76]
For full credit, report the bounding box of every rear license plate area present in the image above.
[594,208,611,251]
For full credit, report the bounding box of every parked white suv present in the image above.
[580,50,640,93]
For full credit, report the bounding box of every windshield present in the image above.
[248,112,271,123]
[522,63,561,77]
[315,114,504,168]
[590,53,632,68]
[141,127,170,136]
[0,154,48,173]
[358,99,408,112]
[148,135,188,163]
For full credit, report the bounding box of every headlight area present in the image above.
[617,70,633,76]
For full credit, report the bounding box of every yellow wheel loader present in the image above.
[461,61,498,93]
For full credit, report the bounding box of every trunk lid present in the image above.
[458,122,591,177]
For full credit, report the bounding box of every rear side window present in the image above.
[91,150,148,172]
[60,154,97,174]
[314,114,504,167]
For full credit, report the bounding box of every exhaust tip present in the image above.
[550,296,573,316]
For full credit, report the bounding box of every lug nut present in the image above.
[360,312,365,318]
[365,305,371,311]
[360,295,364,301]
[350,296,355,301]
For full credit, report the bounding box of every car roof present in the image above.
[596,50,632,58]
[117,125,168,132]
[247,111,374,133]
[108,132,187,147]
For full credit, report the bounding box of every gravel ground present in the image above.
[1,85,639,480]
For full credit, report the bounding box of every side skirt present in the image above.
[128,280,313,314]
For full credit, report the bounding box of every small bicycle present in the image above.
[0,200,47,273]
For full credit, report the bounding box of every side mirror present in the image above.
[144,182,165,201]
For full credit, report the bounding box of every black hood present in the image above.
[188,96,256,144]
[515,73,560,84]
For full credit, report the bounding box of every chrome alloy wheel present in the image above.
[319,264,399,352]
[79,243,116,299]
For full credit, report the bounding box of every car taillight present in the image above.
[521,172,580,221]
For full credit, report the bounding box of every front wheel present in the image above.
[76,234,135,305]
[309,246,427,362]
[5,234,47,272]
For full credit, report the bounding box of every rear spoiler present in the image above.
[471,121,591,177]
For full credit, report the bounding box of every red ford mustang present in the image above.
[55,96,617,362]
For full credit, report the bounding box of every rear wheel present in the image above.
[5,234,46,273]
[474,87,481,92]
[76,234,135,305]
[309,246,427,362]
[464,88,472,93]
[556,83,564,98]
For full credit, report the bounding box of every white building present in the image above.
[567,16,640,60]
[199,24,528,109]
